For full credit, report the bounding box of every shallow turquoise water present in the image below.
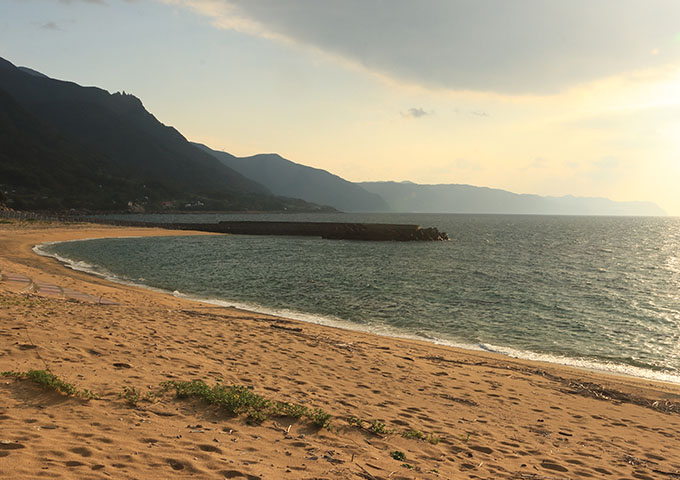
[40,214,680,383]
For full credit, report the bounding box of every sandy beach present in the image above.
[1,219,679,480]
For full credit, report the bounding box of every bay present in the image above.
[38,213,680,383]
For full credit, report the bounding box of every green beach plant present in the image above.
[369,419,391,435]
[401,428,441,444]
[402,428,425,440]
[390,450,406,461]
[20,369,77,395]
[273,401,307,418]
[120,385,144,406]
[1,369,98,399]
[347,416,365,428]
[306,407,332,429]
[160,379,332,429]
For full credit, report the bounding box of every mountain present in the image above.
[360,182,666,216]
[195,143,390,212]
[17,66,49,78]
[0,85,146,211]
[0,57,330,212]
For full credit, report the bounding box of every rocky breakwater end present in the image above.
[172,221,449,242]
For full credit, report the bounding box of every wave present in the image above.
[472,342,680,384]
[33,238,161,291]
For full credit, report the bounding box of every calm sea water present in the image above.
[38,214,680,383]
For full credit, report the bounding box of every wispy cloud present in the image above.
[58,0,108,6]
[519,157,551,173]
[40,21,60,30]
[594,156,620,170]
[454,159,482,171]
[402,107,430,119]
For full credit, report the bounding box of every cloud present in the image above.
[529,157,547,169]
[402,107,429,119]
[58,0,108,5]
[586,156,624,183]
[454,159,482,171]
[40,21,60,30]
[166,0,680,94]
[520,157,549,172]
[593,156,620,170]
[566,105,680,131]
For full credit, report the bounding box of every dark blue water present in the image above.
[38,214,680,383]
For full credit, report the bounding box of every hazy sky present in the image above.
[2,0,680,214]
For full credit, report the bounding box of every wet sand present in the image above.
[1,219,679,479]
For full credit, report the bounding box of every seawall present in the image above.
[0,211,448,241]
[173,221,448,241]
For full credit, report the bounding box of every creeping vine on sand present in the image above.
[1,370,99,399]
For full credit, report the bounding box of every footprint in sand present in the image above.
[541,460,568,472]
[220,470,260,479]
[167,459,185,470]
[644,453,665,461]
[198,444,222,453]
[469,445,494,455]
[69,446,93,457]
[0,441,25,451]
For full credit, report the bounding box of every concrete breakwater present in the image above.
[0,211,448,241]
[173,221,449,241]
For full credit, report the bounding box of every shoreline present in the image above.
[36,234,680,388]
[2,219,680,479]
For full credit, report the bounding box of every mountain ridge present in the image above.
[195,143,390,213]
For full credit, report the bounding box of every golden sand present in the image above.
[1,220,679,479]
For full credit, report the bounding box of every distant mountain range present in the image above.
[0,56,666,216]
[359,182,666,216]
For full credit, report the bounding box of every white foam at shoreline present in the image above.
[35,239,680,386]
[34,238,166,292]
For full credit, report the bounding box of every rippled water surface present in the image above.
[41,214,680,382]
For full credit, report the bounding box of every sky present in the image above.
[2,0,680,214]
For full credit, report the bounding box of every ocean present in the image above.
[36,213,680,384]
